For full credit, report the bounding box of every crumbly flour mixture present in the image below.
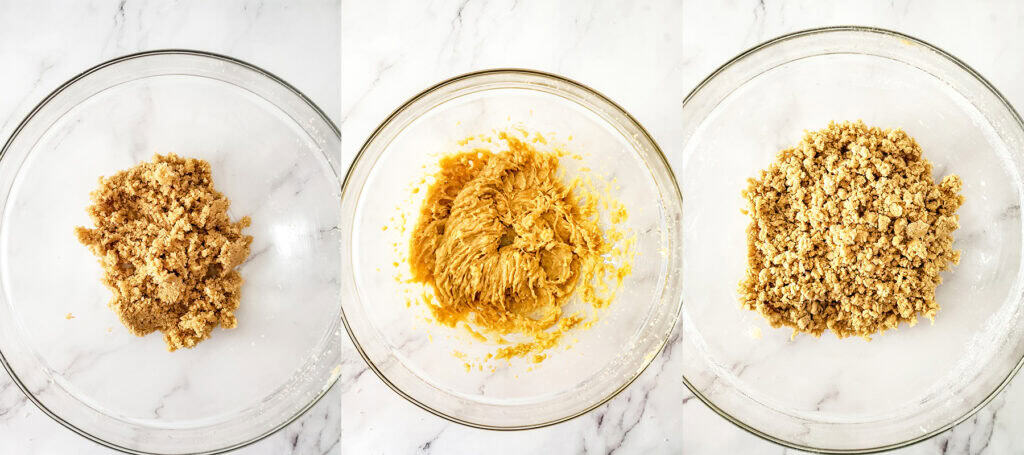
[739,121,964,338]
[408,133,629,360]
[76,154,252,351]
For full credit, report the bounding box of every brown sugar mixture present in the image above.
[739,121,964,338]
[76,154,253,351]
[409,133,625,360]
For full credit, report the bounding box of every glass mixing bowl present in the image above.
[680,26,1024,452]
[341,69,683,429]
[0,51,342,454]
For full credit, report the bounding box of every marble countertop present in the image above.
[5,0,1024,454]
[341,1,1024,454]
[681,1,1024,454]
[339,0,684,453]
[0,1,339,454]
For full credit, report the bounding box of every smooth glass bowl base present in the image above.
[680,27,1024,453]
[0,51,342,454]
[341,70,683,429]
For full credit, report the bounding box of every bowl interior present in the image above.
[681,29,1024,451]
[342,72,682,428]
[0,53,341,453]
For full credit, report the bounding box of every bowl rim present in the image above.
[679,25,1024,454]
[0,49,342,455]
[340,68,683,431]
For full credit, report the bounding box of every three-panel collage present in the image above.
[3,1,1024,454]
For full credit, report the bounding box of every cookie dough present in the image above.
[76,154,252,351]
[739,121,963,338]
[409,134,610,359]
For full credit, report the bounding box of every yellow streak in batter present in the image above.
[408,132,626,361]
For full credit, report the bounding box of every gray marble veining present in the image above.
[0,1,340,454]
[339,0,684,453]
[681,1,1024,454]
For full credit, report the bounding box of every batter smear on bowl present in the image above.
[739,121,964,338]
[76,154,252,351]
[409,132,629,361]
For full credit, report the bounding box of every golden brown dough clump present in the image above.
[409,134,612,359]
[739,121,964,338]
[76,154,252,351]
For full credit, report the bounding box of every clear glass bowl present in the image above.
[0,50,342,454]
[340,70,683,429]
[680,27,1024,452]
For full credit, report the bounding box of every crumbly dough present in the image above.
[739,121,964,338]
[76,154,252,351]
[409,134,609,359]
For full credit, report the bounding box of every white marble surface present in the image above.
[0,1,340,454]
[681,1,1024,454]
[340,1,1024,454]
[339,0,685,453]
[18,0,1020,453]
